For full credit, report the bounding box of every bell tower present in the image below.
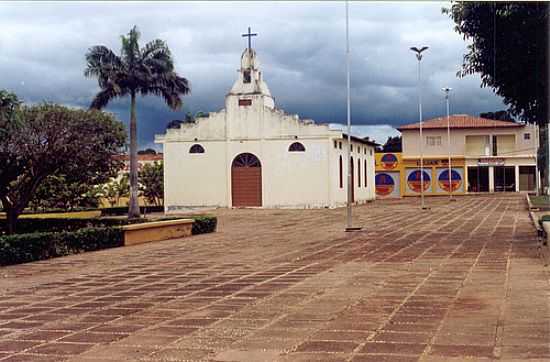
[226,27,275,110]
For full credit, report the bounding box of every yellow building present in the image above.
[376,115,539,198]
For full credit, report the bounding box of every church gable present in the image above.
[156,29,338,143]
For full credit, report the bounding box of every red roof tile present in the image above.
[397,115,523,131]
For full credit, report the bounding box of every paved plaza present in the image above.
[0,195,548,361]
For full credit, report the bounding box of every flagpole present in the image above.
[344,0,361,232]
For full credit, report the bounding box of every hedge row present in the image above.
[0,216,217,266]
[0,227,123,266]
[0,215,217,235]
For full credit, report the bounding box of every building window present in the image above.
[364,159,367,187]
[288,142,305,152]
[350,144,353,152]
[358,159,361,188]
[524,133,531,140]
[189,144,205,153]
[364,148,367,155]
[370,149,373,156]
[238,99,252,106]
[426,136,441,146]
[339,156,343,188]
[492,135,498,156]
[243,70,251,83]
[339,142,342,149]
[334,140,338,149]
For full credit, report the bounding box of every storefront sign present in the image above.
[403,158,464,167]
[478,157,505,166]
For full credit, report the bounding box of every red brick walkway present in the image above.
[0,195,548,361]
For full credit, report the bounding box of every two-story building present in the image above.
[392,115,538,196]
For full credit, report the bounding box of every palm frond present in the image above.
[90,86,126,110]
[121,26,141,67]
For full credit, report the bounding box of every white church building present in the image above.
[155,44,376,212]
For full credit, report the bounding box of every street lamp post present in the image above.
[410,46,429,210]
[442,87,454,201]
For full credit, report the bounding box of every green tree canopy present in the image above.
[444,2,548,124]
[0,103,126,233]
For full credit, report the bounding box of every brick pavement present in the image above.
[0,195,548,361]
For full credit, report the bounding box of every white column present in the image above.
[489,166,495,192]
[515,165,520,192]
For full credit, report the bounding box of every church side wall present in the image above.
[163,141,228,212]
[329,140,376,207]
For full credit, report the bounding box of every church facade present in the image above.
[155,47,377,212]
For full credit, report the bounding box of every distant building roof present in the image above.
[397,115,524,131]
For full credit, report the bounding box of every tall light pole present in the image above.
[345,0,356,231]
[410,46,429,210]
[442,87,454,201]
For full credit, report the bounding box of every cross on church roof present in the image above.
[241,27,257,50]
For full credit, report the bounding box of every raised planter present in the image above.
[122,219,194,246]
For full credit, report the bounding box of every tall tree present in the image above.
[0,103,125,233]
[85,26,190,219]
[443,2,548,125]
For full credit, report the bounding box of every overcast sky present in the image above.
[0,1,504,148]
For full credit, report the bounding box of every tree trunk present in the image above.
[128,92,140,219]
[5,206,19,235]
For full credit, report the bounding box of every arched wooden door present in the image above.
[231,153,262,207]
[350,157,355,202]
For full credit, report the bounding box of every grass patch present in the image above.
[529,195,550,208]
[0,210,101,219]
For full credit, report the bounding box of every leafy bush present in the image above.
[192,215,217,235]
[0,214,217,235]
[0,218,127,234]
[0,227,123,266]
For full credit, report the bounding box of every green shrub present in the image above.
[0,218,128,234]
[0,227,123,266]
[192,215,217,235]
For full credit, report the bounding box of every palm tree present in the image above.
[85,26,190,219]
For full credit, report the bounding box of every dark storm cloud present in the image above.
[0,1,504,147]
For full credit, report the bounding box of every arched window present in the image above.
[358,159,361,188]
[189,144,205,154]
[364,159,367,187]
[288,142,306,152]
[339,156,343,188]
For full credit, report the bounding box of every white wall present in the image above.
[163,141,228,212]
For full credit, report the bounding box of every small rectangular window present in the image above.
[350,144,353,152]
[238,99,252,106]
[426,136,441,146]
[492,135,497,156]
[524,133,531,140]
[334,140,338,148]
[339,142,342,149]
